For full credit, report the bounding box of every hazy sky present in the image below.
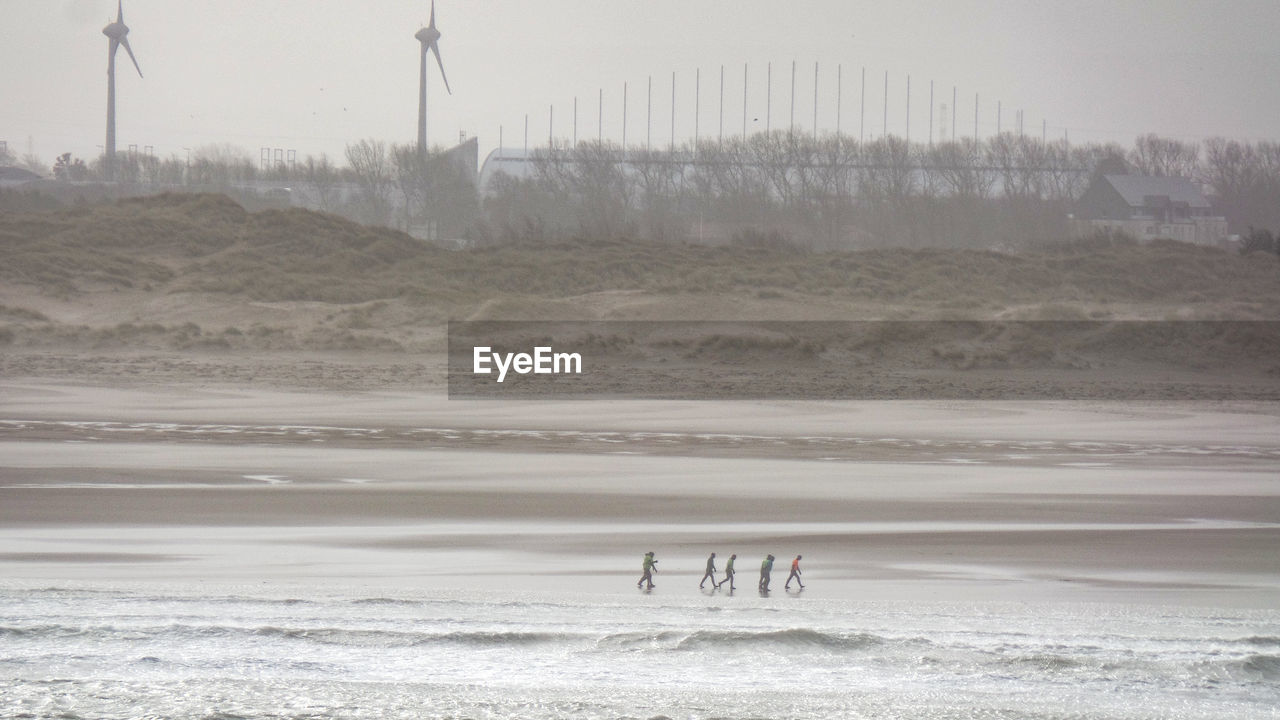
[3,0,1279,170]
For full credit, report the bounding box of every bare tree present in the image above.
[155,155,186,186]
[303,154,341,212]
[808,133,859,247]
[390,143,425,231]
[345,138,392,226]
[632,146,686,242]
[188,143,255,189]
[1127,134,1200,178]
[1204,137,1280,232]
[926,139,994,200]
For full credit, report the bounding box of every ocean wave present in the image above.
[245,625,568,648]
[597,627,887,652]
[1240,635,1280,647]
[350,597,423,607]
[1236,653,1280,679]
[0,622,568,649]
[0,624,101,640]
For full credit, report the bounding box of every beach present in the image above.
[3,379,1279,603]
[3,378,1280,718]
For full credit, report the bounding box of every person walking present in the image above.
[716,553,737,591]
[785,554,804,590]
[759,554,774,592]
[637,551,658,590]
[699,552,718,589]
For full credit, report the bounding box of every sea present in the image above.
[2,582,1278,720]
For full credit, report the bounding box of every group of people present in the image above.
[638,551,804,592]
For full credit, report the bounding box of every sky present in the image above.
[3,0,1280,171]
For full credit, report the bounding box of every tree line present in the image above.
[6,132,1279,250]
[480,132,1280,249]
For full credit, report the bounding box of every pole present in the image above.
[573,96,577,147]
[766,61,772,134]
[598,88,603,144]
[623,81,628,150]
[742,62,748,139]
[997,100,1001,135]
[952,86,957,143]
[929,80,934,147]
[647,75,652,152]
[906,74,910,143]
[106,43,116,179]
[671,71,676,153]
[860,66,865,145]
[695,68,701,155]
[836,64,842,138]
[790,60,796,136]
[523,113,528,157]
[883,70,888,140]
[719,65,724,144]
[974,93,979,144]
[549,104,553,149]
[813,61,819,138]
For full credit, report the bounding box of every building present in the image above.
[1072,174,1227,246]
[0,166,42,188]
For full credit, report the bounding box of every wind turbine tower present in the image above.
[415,1,452,155]
[102,0,142,181]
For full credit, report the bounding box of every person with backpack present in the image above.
[759,554,774,592]
[637,551,658,590]
[716,553,737,591]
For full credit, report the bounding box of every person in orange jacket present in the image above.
[785,554,804,590]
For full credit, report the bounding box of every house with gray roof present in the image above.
[1072,174,1227,246]
[0,166,42,187]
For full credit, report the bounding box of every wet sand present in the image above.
[2,381,1279,607]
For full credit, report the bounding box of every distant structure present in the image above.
[0,166,42,188]
[102,0,143,181]
[1073,174,1227,246]
[415,1,452,155]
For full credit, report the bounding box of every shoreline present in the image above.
[2,378,1278,608]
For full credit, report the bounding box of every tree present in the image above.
[52,153,91,181]
[188,143,255,188]
[1202,137,1280,232]
[1127,134,1200,178]
[303,154,341,212]
[344,139,392,226]
[926,139,994,200]
[1240,227,1276,255]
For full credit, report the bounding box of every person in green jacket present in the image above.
[716,553,737,591]
[759,554,774,592]
[637,551,658,589]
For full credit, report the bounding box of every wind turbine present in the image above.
[414,1,451,155]
[103,0,142,180]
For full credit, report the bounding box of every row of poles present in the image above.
[500,62,1059,158]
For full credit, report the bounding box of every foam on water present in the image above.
[2,584,1277,719]
[7,419,1280,463]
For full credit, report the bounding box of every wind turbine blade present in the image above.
[429,0,436,29]
[430,43,451,95]
[121,37,142,78]
[117,0,124,23]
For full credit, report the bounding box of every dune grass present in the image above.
[3,193,1278,316]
